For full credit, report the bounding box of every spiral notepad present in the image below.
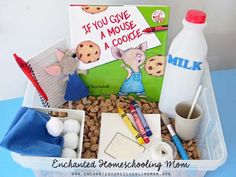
[27,64,50,107]
[26,40,68,108]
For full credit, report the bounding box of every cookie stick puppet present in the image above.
[45,49,89,108]
[111,42,148,97]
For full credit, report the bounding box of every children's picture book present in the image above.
[24,5,169,108]
[69,5,169,101]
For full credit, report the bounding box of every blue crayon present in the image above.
[131,101,153,137]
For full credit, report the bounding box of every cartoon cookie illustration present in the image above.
[145,55,166,77]
[81,6,108,14]
[76,40,101,64]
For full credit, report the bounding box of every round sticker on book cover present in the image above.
[152,10,165,23]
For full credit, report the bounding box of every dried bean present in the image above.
[140,99,148,104]
[116,102,124,108]
[147,109,154,114]
[83,142,91,148]
[94,129,100,136]
[196,148,201,158]
[88,96,96,102]
[90,106,99,113]
[161,126,167,131]
[192,150,198,159]
[90,126,97,132]
[187,146,195,152]
[83,138,90,143]
[110,94,117,101]
[175,154,181,160]
[142,103,149,110]
[108,106,114,112]
[188,152,192,157]
[119,96,126,102]
[183,144,188,150]
[58,111,67,117]
[90,137,98,144]
[128,96,135,101]
[92,100,99,105]
[83,150,91,158]
[88,132,94,138]
[97,96,105,101]
[90,144,98,151]
[51,111,58,116]
[187,140,193,147]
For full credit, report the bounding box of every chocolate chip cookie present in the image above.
[76,41,101,64]
[145,55,166,77]
[82,6,108,14]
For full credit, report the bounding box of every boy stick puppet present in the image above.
[111,42,147,97]
[45,49,89,108]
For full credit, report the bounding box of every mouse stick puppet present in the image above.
[45,49,89,108]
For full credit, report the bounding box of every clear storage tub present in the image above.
[12,63,227,177]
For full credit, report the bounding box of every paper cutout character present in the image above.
[45,49,89,108]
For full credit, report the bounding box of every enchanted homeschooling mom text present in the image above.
[52,159,190,172]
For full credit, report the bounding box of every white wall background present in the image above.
[1,0,236,100]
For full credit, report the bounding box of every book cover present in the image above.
[69,5,169,101]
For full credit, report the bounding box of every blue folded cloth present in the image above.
[0,107,63,157]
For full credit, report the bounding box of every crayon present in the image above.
[143,25,168,33]
[131,101,153,137]
[117,107,144,145]
[130,105,150,144]
[161,114,189,160]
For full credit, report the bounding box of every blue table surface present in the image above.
[0,69,235,177]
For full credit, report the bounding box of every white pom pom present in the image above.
[46,117,64,137]
[61,148,77,158]
[63,119,80,134]
[63,132,78,149]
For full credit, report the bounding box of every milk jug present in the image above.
[159,10,208,118]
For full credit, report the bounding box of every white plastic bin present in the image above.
[12,63,227,177]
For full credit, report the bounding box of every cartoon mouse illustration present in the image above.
[111,42,148,97]
[45,49,89,108]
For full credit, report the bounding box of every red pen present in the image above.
[130,104,150,144]
[143,25,168,33]
[13,54,48,101]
